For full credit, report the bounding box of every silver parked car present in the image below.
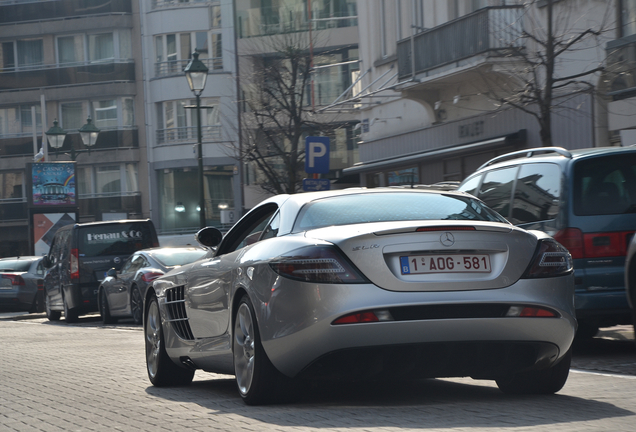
[98,247,207,325]
[144,189,576,405]
[0,256,45,313]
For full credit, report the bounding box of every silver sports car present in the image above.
[144,188,576,405]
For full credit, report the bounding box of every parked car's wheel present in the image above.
[45,294,61,321]
[496,349,572,394]
[29,291,43,314]
[233,294,289,405]
[62,293,78,323]
[145,293,194,386]
[99,289,117,325]
[130,285,143,325]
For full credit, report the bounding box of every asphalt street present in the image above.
[1,312,635,432]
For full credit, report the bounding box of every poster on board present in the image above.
[32,163,76,206]
[33,213,76,256]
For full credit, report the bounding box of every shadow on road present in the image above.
[144,376,635,429]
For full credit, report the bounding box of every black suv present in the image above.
[458,146,636,337]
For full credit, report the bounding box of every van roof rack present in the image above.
[478,147,572,170]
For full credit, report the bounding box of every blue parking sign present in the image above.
[305,136,330,174]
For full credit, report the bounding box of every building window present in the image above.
[1,39,43,70]
[58,98,134,130]
[156,99,220,144]
[53,31,130,66]
[61,102,85,130]
[57,35,85,65]
[93,100,118,129]
[0,105,41,137]
[622,0,636,38]
[158,166,235,232]
[78,164,138,197]
[0,171,24,200]
[154,30,222,78]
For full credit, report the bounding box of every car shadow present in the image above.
[144,376,635,429]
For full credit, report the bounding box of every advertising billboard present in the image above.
[32,162,76,206]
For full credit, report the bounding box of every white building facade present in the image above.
[139,0,241,234]
[344,0,629,186]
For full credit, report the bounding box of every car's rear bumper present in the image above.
[259,274,576,377]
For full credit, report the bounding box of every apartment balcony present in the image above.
[0,61,135,92]
[0,129,138,159]
[154,58,223,79]
[0,0,131,24]
[156,125,221,145]
[396,6,524,81]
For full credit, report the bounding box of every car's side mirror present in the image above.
[195,227,223,248]
[41,256,50,268]
[106,268,117,278]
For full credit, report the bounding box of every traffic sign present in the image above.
[305,136,330,174]
[303,178,331,191]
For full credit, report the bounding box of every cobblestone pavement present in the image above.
[1,313,635,432]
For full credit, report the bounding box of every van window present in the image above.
[78,222,157,257]
[477,167,517,218]
[573,154,636,216]
[511,163,561,225]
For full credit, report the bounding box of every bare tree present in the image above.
[483,0,611,146]
[237,32,342,195]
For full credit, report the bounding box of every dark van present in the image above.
[43,219,159,322]
[457,146,636,337]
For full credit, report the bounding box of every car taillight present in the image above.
[505,306,558,317]
[141,272,163,283]
[70,248,79,280]
[2,274,25,285]
[553,228,583,259]
[332,309,394,325]
[269,245,368,284]
[553,228,634,259]
[522,238,573,278]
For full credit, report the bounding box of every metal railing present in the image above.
[397,6,524,79]
[151,0,211,9]
[156,125,222,144]
[154,58,223,78]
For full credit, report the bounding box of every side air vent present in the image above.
[165,286,194,341]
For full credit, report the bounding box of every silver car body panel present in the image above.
[152,212,575,378]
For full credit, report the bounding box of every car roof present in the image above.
[474,146,636,173]
[258,187,477,236]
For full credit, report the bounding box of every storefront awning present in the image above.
[343,131,525,176]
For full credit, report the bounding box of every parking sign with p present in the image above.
[305,136,330,174]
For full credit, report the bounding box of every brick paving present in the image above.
[1,316,635,431]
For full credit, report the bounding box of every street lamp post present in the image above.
[184,50,209,229]
[45,119,67,157]
[45,117,100,160]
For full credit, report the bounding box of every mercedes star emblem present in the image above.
[440,232,455,247]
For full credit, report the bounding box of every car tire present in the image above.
[233,294,290,405]
[496,348,572,395]
[130,285,143,325]
[99,289,117,325]
[62,293,78,323]
[45,293,61,321]
[145,293,194,386]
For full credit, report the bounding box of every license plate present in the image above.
[400,254,491,274]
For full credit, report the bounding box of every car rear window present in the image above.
[294,192,509,231]
[78,222,157,257]
[150,249,207,267]
[0,260,32,272]
[573,154,636,216]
